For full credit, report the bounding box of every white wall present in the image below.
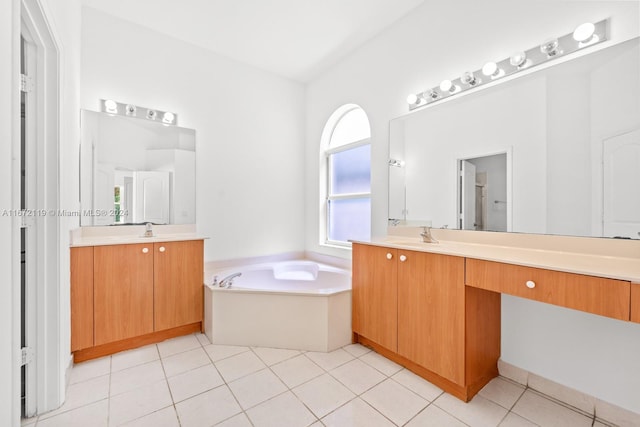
[305,0,640,413]
[81,7,306,262]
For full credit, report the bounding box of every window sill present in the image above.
[320,241,352,251]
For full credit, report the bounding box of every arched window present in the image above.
[320,105,371,246]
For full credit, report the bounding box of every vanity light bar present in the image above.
[100,99,178,125]
[406,20,607,111]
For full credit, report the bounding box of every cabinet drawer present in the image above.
[465,258,630,320]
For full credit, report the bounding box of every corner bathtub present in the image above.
[204,260,352,352]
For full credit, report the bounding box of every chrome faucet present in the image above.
[143,222,154,237]
[420,226,438,243]
[218,272,242,288]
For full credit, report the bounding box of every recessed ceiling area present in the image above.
[81,0,425,82]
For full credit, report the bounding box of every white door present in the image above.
[603,129,640,239]
[123,176,133,224]
[460,160,477,230]
[133,171,170,224]
[94,163,115,225]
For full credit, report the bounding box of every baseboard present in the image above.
[498,359,640,427]
[72,322,201,362]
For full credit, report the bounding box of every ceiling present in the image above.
[81,0,425,82]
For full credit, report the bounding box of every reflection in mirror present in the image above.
[80,110,196,226]
[458,153,508,232]
[389,37,640,239]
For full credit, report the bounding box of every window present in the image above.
[321,105,371,245]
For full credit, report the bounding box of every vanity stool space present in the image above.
[70,238,204,362]
[352,240,639,403]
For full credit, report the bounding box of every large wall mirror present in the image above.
[389,37,640,239]
[80,110,196,226]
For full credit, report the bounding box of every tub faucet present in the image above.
[420,226,438,244]
[219,272,242,288]
[143,222,154,237]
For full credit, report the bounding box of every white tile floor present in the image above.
[23,333,612,427]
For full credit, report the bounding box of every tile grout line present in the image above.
[199,333,255,426]
[107,355,112,427]
[155,342,182,427]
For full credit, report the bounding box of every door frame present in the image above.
[455,147,513,232]
[20,0,61,416]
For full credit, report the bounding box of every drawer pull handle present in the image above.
[399,255,407,262]
[386,253,393,260]
[142,247,149,254]
[159,246,166,253]
[526,280,536,289]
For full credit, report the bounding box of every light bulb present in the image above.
[482,62,504,79]
[146,110,157,120]
[540,38,560,57]
[125,104,136,116]
[104,99,118,114]
[482,62,497,76]
[509,51,527,67]
[573,22,595,42]
[439,80,453,92]
[162,112,175,124]
[461,71,478,86]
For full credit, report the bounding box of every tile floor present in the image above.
[22,333,613,427]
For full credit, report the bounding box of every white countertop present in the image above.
[354,232,640,283]
[70,233,207,247]
[69,224,207,247]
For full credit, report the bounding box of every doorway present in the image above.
[458,153,509,232]
[20,0,61,417]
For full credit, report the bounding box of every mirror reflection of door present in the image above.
[460,160,476,230]
[458,153,508,232]
[133,171,171,224]
[603,129,640,239]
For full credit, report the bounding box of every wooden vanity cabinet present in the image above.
[352,245,398,350]
[631,283,640,323]
[71,239,204,361]
[352,243,500,401]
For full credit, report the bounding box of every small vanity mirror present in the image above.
[80,110,196,226]
[389,37,640,239]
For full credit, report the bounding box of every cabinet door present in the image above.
[632,283,640,323]
[71,246,94,351]
[352,243,398,351]
[397,250,465,385]
[94,244,154,345]
[154,240,204,331]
